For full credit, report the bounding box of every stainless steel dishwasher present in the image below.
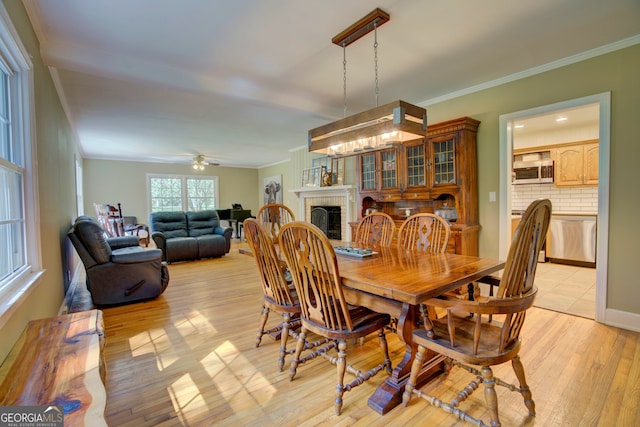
[548,215,597,263]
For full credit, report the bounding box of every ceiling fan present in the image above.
[191,154,220,170]
[150,152,223,167]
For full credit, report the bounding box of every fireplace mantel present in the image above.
[289,185,356,241]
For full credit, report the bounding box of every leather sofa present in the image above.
[150,210,233,263]
[68,216,170,306]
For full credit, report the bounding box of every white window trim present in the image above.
[0,4,43,329]
[146,173,220,213]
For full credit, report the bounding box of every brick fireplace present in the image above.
[289,185,356,241]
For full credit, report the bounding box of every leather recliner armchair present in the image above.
[68,216,170,306]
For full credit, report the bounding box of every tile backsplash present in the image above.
[512,183,597,214]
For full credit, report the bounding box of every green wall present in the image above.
[423,44,640,315]
[0,1,81,363]
[83,160,259,222]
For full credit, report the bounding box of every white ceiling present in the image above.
[513,103,601,149]
[22,0,640,168]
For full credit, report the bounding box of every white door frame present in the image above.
[498,92,610,322]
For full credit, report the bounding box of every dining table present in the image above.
[334,245,505,415]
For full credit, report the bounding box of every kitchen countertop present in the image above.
[551,212,598,216]
[512,211,597,218]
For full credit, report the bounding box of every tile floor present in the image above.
[532,261,596,319]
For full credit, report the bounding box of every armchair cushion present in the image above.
[111,247,164,264]
[108,235,140,250]
[186,210,219,236]
[165,237,199,262]
[73,216,112,264]
[150,211,189,239]
[195,235,226,258]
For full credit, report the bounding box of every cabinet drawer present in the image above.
[404,190,430,200]
[380,192,403,202]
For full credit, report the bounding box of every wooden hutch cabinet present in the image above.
[358,147,403,202]
[352,117,480,256]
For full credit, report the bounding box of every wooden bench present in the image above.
[0,310,107,426]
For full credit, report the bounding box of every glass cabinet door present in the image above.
[380,149,397,189]
[361,153,376,190]
[406,143,425,187]
[433,137,456,185]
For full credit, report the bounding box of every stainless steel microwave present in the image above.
[513,160,554,184]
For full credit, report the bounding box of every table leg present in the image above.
[367,302,445,415]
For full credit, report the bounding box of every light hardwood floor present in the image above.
[100,240,639,426]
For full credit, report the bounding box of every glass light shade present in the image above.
[309,100,426,156]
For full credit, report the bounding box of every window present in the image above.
[0,71,24,283]
[148,174,219,212]
[0,4,41,321]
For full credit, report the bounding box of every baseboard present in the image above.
[603,308,640,333]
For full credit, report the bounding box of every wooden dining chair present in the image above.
[354,212,396,249]
[244,218,303,371]
[397,213,451,324]
[397,213,451,253]
[256,203,295,241]
[279,221,393,415]
[402,199,552,427]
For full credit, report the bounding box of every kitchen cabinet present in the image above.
[554,141,598,187]
[584,143,599,184]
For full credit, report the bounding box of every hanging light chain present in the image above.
[343,42,347,118]
[374,21,379,107]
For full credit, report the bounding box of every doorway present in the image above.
[499,93,610,322]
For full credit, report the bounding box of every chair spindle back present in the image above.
[355,212,396,249]
[257,203,295,241]
[279,221,353,332]
[244,218,296,307]
[398,213,451,253]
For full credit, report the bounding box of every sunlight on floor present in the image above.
[128,310,219,371]
[168,373,209,423]
[162,339,280,424]
[202,341,278,406]
[129,328,174,370]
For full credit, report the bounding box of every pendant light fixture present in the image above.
[308,8,427,157]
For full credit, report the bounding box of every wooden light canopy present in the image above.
[331,8,390,47]
[309,8,427,157]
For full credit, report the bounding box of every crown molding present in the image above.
[421,35,640,106]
